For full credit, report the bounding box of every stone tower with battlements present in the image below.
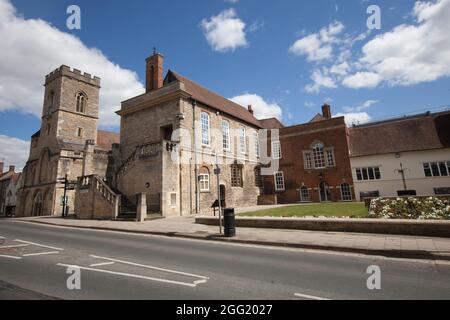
[16,66,116,217]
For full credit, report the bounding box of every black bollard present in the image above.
[223,208,236,237]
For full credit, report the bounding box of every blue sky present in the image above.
[1,0,450,169]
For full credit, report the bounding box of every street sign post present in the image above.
[215,153,222,235]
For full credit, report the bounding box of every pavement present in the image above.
[9,215,450,261]
[1,220,450,300]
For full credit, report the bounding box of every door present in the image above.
[319,182,331,202]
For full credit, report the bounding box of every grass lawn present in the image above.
[239,203,369,218]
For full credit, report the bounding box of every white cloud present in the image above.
[342,72,381,89]
[305,69,337,93]
[289,21,344,62]
[0,135,30,171]
[304,101,315,108]
[335,112,371,126]
[0,0,144,128]
[230,94,283,120]
[201,8,247,52]
[343,99,378,113]
[345,0,450,87]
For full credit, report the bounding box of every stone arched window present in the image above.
[48,91,55,115]
[32,191,43,217]
[340,183,352,201]
[76,92,86,113]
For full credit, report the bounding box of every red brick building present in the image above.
[263,104,355,203]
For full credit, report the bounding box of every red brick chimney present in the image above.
[322,103,332,120]
[0,162,3,174]
[248,104,254,115]
[146,50,164,93]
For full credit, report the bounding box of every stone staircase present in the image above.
[117,196,138,221]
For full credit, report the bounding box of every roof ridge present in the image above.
[170,70,247,109]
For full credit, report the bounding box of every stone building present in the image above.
[0,164,22,216]
[262,104,355,203]
[16,66,119,217]
[16,52,280,219]
[113,53,267,216]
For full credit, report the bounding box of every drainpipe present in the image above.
[192,99,199,214]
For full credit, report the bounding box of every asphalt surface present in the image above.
[1,220,450,300]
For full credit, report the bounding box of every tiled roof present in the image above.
[349,113,446,157]
[259,117,285,129]
[97,130,120,151]
[166,71,262,128]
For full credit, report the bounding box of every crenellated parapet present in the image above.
[45,65,101,87]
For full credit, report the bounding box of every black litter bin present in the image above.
[223,208,236,237]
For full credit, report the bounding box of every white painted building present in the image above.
[348,111,450,201]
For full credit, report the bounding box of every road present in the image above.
[1,220,450,300]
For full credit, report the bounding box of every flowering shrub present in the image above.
[369,197,450,220]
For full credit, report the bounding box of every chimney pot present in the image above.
[322,103,332,120]
[146,51,164,93]
[248,104,254,115]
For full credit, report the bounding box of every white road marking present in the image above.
[90,261,115,267]
[0,255,22,260]
[23,251,59,257]
[17,220,447,266]
[90,255,209,280]
[0,244,29,249]
[294,292,331,300]
[57,263,204,288]
[14,239,63,251]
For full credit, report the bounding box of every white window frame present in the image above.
[254,132,260,158]
[304,151,313,170]
[274,171,285,191]
[300,186,310,202]
[201,112,210,146]
[340,183,352,201]
[423,161,450,177]
[326,148,335,167]
[272,141,282,160]
[312,142,326,169]
[355,166,381,181]
[199,173,210,192]
[239,126,246,154]
[221,120,230,151]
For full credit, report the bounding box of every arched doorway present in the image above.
[32,191,43,217]
[319,182,331,202]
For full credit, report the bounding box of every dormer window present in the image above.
[76,92,86,113]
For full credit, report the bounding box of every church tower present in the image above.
[42,65,101,148]
[17,66,102,217]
